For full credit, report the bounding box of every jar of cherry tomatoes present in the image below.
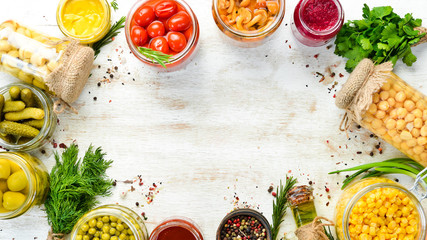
[125,0,199,70]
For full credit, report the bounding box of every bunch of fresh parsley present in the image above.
[334,4,425,73]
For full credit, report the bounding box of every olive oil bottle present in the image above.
[286,185,317,228]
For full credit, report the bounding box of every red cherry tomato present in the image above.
[134,6,155,27]
[147,21,166,38]
[184,26,193,40]
[150,36,170,54]
[154,1,177,19]
[131,26,148,46]
[168,12,191,32]
[167,32,187,52]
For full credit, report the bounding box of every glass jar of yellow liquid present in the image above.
[57,0,111,44]
[0,152,49,219]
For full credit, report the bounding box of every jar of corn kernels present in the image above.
[335,177,427,240]
[336,59,427,167]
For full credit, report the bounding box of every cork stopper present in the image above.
[45,40,94,104]
[287,185,314,206]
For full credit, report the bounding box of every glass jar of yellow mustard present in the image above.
[70,204,149,240]
[0,20,94,104]
[57,0,111,44]
[0,152,49,219]
[335,177,427,240]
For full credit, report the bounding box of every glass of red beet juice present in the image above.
[291,0,344,47]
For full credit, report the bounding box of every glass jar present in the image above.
[287,185,317,228]
[0,20,94,104]
[56,0,111,44]
[0,152,49,219]
[150,217,203,240]
[70,204,149,240]
[212,0,285,47]
[0,83,57,151]
[335,177,427,240]
[291,0,344,47]
[125,0,200,70]
[216,208,271,240]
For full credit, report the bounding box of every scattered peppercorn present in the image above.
[219,215,267,240]
[267,186,273,193]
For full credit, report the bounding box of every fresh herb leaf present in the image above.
[324,226,336,240]
[334,4,425,72]
[138,47,173,69]
[45,144,113,235]
[271,176,297,240]
[92,16,126,58]
[110,0,118,11]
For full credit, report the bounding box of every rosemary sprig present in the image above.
[138,47,173,68]
[110,0,118,11]
[92,16,126,58]
[44,144,113,236]
[271,176,297,240]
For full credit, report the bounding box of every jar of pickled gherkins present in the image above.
[212,0,285,47]
[336,59,427,167]
[335,177,427,240]
[70,204,149,240]
[0,83,57,151]
[0,20,94,104]
[0,151,49,219]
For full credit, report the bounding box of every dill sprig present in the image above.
[271,176,297,240]
[92,16,126,58]
[138,47,173,68]
[110,0,118,11]
[44,144,113,235]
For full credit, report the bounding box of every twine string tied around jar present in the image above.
[47,228,65,240]
[295,216,334,240]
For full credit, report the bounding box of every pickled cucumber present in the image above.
[20,88,35,107]
[9,86,20,101]
[0,121,40,138]
[23,119,44,129]
[3,101,25,113]
[4,107,44,121]
[0,94,4,120]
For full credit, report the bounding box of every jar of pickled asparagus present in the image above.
[336,59,427,166]
[0,20,94,104]
[70,204,149,240]
[335,177,427,240]
[0,83,57,151]
[0,151,49,219]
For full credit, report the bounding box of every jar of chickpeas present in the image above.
[335,177,427,240]
[336,59,427,167]
[0,152,49,219]
[212,0,284,46]
[0,20,94,104]
[70,204,149,240]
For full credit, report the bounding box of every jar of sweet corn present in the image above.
[336,59,427,167]
[0,20,94,104]
[0,151,49,219]
[335,177,427,240]
[70,204,149,240]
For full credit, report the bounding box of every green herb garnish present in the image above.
[329,158,425,189]
[271,176,297,240]
[45,144,113,236]
[334,4,426,72]
[110,0,118,11]
[92,16,126,58]
[138,47,173,69]
[324,226,335,240]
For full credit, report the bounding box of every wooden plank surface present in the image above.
[1,0,427,239]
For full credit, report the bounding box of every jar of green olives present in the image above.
[0,83,57,151]
[70,204,149,240]
[0,151,49,219]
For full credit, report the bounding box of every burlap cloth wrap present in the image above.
[335,59,393,130]
[45,40,94,104]
[295,216,334,240]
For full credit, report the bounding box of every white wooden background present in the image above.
[1,0,427,239]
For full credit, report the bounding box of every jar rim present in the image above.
[150,216,203,240]
[0,152,36,219]
[341,182,427,240]
[212,0,286,38]
[70,204,148,240]
[56,0,111,44]
[0,83,56,151]
[125,0,199,67]
[297,0,344,36]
